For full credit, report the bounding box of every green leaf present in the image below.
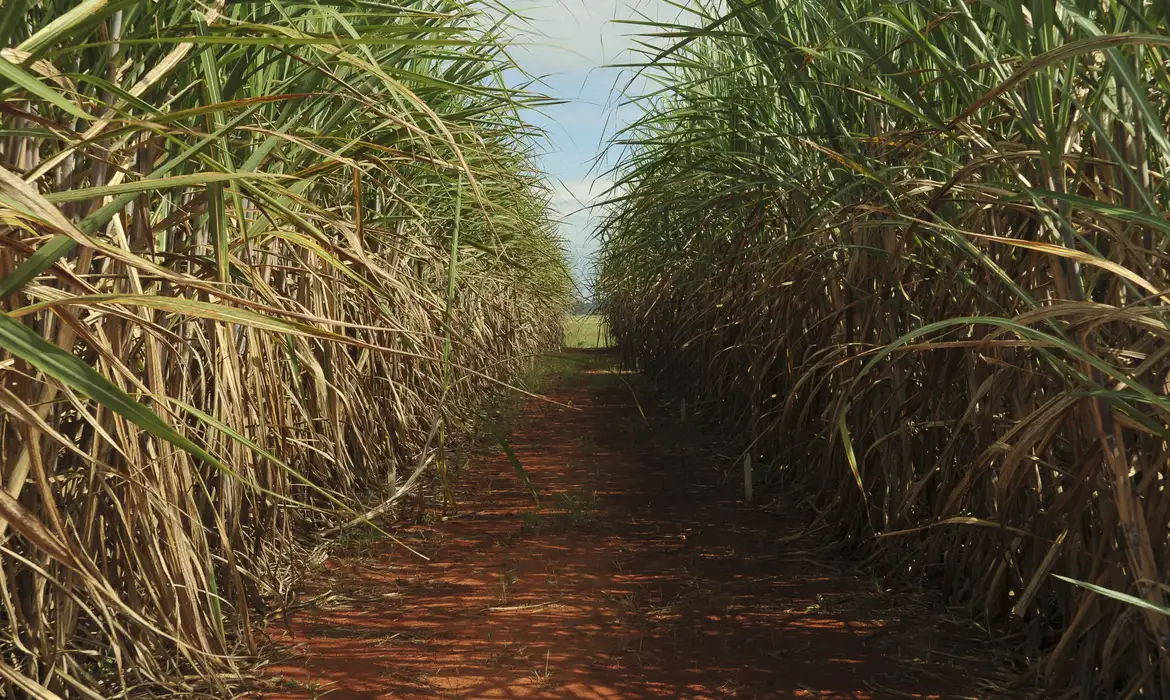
[838,410,866,500]
[17,0,117,55]
[498,436,539,506]
[0,311,222,470]
[15,293,381,348]
[1053,575,1170,616]
[0,0,29,47]
[0,55,94,121]
[41,172,277,203]
[0,235,77,302]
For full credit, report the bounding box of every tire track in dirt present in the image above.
[259,349,1003,699]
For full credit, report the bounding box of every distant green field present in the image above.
[564,315,612,348]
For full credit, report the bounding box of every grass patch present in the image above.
[563,315,612,348]
[519,489,599,534]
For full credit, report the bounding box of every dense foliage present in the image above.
[598,0,1170,695]
[0,0,570,695]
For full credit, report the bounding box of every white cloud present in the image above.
[547,176,619,285]
[550,179,607,234]
[480,1,676,284]
[497,0,673,73]
[551,177,611,212]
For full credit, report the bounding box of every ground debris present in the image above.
[257,350,1009,699]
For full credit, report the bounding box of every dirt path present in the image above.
[260,350,1001,699]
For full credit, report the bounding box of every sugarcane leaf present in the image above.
[0,312,223,471]
[1054,575,1170,616]
[0,55,94,121]
[41,172,278,203]
[498,436,539,506]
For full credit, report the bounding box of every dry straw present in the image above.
[599,0,1170,696]
[0,0,569,696]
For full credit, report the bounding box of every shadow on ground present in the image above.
[257,349,1003,699]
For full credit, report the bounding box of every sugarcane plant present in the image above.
[0,0,570,696]
[598,0,1170,695]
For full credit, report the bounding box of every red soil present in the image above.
[257,350,1000,699]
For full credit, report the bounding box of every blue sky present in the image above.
[495,1,673,289]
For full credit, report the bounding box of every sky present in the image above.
[494,0,674,291]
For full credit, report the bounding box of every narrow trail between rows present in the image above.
[261,350,1001,699]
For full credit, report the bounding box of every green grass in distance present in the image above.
[563,315,611,349]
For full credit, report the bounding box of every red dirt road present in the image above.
[260,351,999,699]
